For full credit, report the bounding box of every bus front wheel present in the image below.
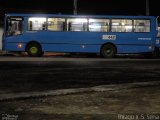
[100,44,116,58]
[26,43,43,57]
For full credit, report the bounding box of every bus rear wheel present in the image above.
[26,43,43,57]
[152,47,160,58]
[143,47,160,59]
[101,44,116,58]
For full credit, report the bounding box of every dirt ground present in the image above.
[0,85,160,120]
[0,58,160,120]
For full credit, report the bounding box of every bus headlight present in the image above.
[18,43,23,48]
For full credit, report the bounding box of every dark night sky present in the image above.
[0,0,159,21]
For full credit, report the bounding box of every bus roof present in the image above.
[5,13,156,19]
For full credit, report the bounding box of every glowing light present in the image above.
[18,43,23,48]
[121,22,125,26]
[29,17,46,22]
[74,18,87,23]
[89,25,101,29]
[89,19,96,22]
[112,23,119,26]
[125,26,133,32]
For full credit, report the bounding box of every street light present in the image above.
[73,0,78,15]
[146,0,149,16]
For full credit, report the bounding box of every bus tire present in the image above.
[100,44,116,58]
[143,47,160,59]
[143,53,153,59]
[152,47,160,58]
[26,43,43,57]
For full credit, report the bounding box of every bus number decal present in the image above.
[102,35,116,40]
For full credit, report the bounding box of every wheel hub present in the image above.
[30,47,38,54]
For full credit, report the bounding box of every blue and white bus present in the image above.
[2,13,158,58]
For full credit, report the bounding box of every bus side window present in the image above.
[48,18,65,31]
[111,19,132,32]
[134,20,150,32]
[67,18,88,32]
[89,19,110,32]
[28,17,47,31]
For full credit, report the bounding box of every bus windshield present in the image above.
[6,17,24,36]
